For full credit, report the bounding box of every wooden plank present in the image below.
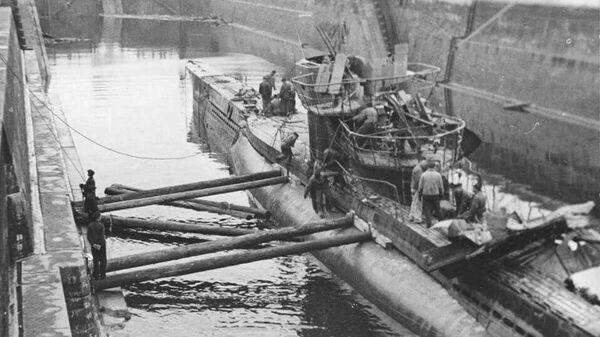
[98,176,288,212]
[94,231,371,290]
[106,214,354,272]
[314,64,332,93]
[327,53,347,94]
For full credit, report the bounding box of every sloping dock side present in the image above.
[0,3,127,336]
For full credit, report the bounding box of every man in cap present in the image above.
[418,160,444,227]
[87,211,106,280]
[266,70,277,90]
[279,78,295,116]
[458,182,487,223]
[304,169,329,217]
[276,132,299,175]
[259,75,273,114]
[451,183,472,218]
[80,169,98,216]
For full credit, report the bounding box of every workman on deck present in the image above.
[87,211,106,280]
[79,169,98,216]
[353,107,378,143]
[409,160,427,223]
[276,132,299,175]
[418,161,444,227]
[304,170,331,217]
[259,76,273,114]
[279,78,295,116]
[451,183,472,218]
[458,183,487,223]
[266,70,276,90]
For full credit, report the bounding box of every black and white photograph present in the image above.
[0,0,598,336]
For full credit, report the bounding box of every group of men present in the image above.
[409,160,487,228]
[80,169,107,280]
[258,70,296,116]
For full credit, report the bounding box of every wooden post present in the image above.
[98,176,288,212]
[100,215,256,237]
[104,186,256,219]
[106,214,353,272]
[104,185,270,219]
[73,170,281,207]
[95,231,370,289]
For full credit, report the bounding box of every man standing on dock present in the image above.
[259,76,273,114]
[80,169,98,216]
[87,211,107,280]
[418,161,444,227]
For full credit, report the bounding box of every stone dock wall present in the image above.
[0,3,104,336]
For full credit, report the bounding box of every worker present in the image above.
[458,183,487,223]
[279,78,295,116]
[79,169,98,216]
[266,70,276,91]
[352,106,378,127]
[451,183,473,218]
[408,160,427,223]
[304,170,329,217]
[352,106,378,138]
[258,76,272,114]
[434,161,450,200]
[276,132,299,175]
[418,160,444,228]
[87,211,106,280]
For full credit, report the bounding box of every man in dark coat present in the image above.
[87,211,106,280]
[304,170,330,217]
[266,70,276,90]
[276,132,299,175]
[279,78,295,116]
[258,76,273,114]
[459,183,487,223]
[451,183,472,218]
[80,169,98,216]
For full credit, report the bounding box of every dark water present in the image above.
[47,34,412,336]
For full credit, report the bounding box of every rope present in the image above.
[0,53,203,161]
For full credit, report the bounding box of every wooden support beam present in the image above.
[100,215,256,237]
[97,176,288,212]
[95,230,370,289]
[106,214,354,272]
[104,186,256,219]
[73,170,282,207]
[104,185,270,219]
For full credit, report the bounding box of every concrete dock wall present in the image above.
[0,4,104,337]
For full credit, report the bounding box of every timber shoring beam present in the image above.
[95,230,370,290]
[97,176,288,212]
[73,170,282,207]
[104,185,270,219]
[100,215,257,237]
[105,214,354,272]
